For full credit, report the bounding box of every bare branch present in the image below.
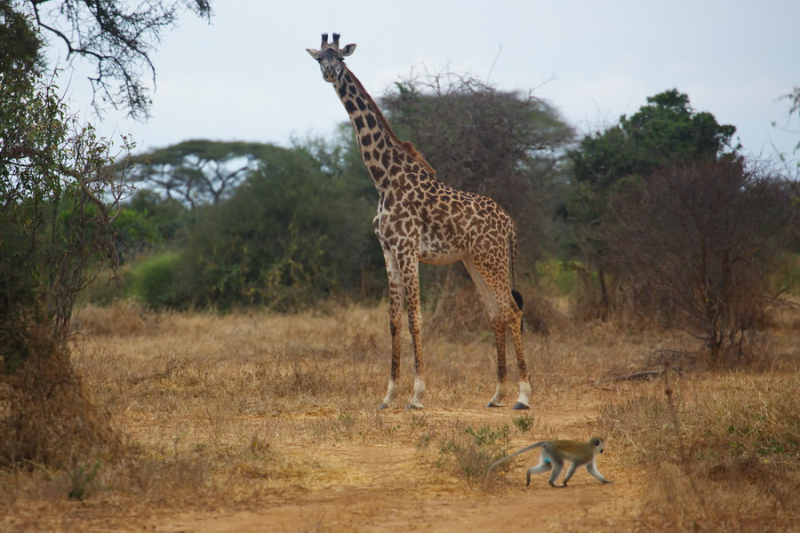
[26,0,213,119]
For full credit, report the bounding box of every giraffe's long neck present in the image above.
[333,65,435,193]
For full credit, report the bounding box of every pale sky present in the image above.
[49,1,800,167]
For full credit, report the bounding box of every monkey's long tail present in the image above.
[485,441,546,480]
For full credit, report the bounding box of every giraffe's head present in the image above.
[306,33,356,83]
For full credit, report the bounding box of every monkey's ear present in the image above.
[341,43,357,56]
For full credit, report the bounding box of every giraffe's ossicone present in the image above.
[307,33,532,410]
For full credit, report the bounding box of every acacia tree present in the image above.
[0,0,212,468]
[120,140,279,208]
[1,2,135,466]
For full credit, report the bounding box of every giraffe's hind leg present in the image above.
[464,256,531,410]
[488,314,508,407]
[508,290,531,410]
[463,257,508,408]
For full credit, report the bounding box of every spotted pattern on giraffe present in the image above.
[307,33,532,411]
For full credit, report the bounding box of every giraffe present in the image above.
[307,33,531,410]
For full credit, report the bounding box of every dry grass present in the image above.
[600,369,799,531]
[1,297,798,531]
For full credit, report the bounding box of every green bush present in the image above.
[436,423,511,485]
[130,252,186,309]
[536,258,578,296]
[179,147,379,311]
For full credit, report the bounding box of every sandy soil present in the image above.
[127,403,644,532]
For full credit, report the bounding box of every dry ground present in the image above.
[1,301,798,532]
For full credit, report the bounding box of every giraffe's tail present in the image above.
[508,220,522,311]
[512,289,523,311]
[508,221,524,335]
[508,220,524,332]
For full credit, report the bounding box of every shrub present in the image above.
[435,423,511,485]
[608,160,795,364]
[130,252,186,309]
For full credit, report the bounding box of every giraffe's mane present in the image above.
[344,65,437,176]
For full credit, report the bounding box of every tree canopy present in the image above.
[563,89,740,320]
[21,0,212,119]
[569,89,737,192]
[120,140,281,207]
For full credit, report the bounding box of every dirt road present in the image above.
[145,405,644,533]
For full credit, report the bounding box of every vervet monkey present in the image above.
[486,437,612,487]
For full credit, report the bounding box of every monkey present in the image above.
[486,437,612,488]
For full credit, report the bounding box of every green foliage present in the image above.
[565,90,737,239]
[536,258,578,296]
[569,89,737,192]
[130,252,185,309]
[0,1,44,83]
[770,254,800,295]
[112,209,162,256]
[562,89,740,320]
[512,415,535,434]
[436,424,510,485]
[179,144,379,310]
[124,188,193,242]
[67,460,102,500]
[1,5,129,357]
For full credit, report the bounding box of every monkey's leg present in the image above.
[586,461,612,484]
[561,462,579,487]
[548,460,564,488]
[526,460,551,487]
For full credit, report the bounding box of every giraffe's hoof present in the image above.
[406,403,424,410]
[486,402,503,408]
[512,402,531,410]
[378,403,390,410]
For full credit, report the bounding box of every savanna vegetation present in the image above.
[2,1,799,531]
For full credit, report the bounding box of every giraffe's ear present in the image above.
[341,43,357,57]
[306,48,320,59]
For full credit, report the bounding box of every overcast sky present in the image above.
[50,1,800,166]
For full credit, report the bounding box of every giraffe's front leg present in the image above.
[379,254,405,410]
[379,313,402,410]
[401,255,425,410]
